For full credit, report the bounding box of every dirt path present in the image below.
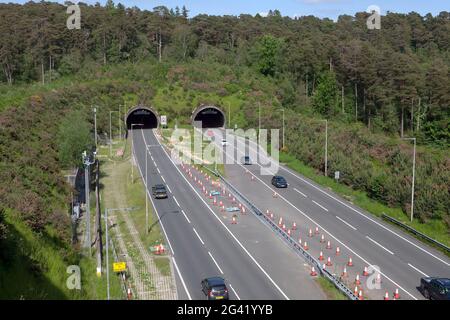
[103,157,177,300]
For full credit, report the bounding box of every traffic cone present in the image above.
[282,223,286,231]
[292,222,297,230]
[315,227,320,235]
[326,257,332,267]
[241,206,246,214]
[308,228,313,237]
[127,288,132,300]
[393,288,400,300]
[220,205,225,212]
[298,237,302,245]
[266,209,270,216]
[384,292,389,300]
[355,274,361,285]
[219,200,223,207]
[213,197,217,206]
[231,215,237,224]
[358,290,364,300]
[310,266,318,276]
[319,251,324,261]
[353,286,358,295]
[342,267,348,278]
[375,273,382,284]
[326,240,331,249]
[287,229,291,237]
[336,246,341,256]
[347,257,354,267]
[322,263,327,270]
[270,213,274,220]
[278,217,283,227]
[251,175,255,181]
[303,241,309,250]
[232,197,236,203]
[363,266,369,276]
[320,234,325,243]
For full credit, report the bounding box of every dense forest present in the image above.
[0,1,449,145]
[0,1,449,297]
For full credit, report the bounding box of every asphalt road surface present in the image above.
[131,128,326,300]
[207,128,450,300]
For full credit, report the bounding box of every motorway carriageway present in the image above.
[131,128,326,300]
[210,129,450,300]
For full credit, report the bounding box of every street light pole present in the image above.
[130,124,144,183]
[82,151,96,257]
[105,208,110,300]
[145,145,149,234]
[93,107,97,150]
[402,137,416,222]
[324,119,328,177]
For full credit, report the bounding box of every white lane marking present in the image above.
[208,251,224,274]
[157,167,161,174]
[153,131,290,300]
[335,216,357,231]
[366,236,395,255]
[173,196,180,207]
[193,228,205,245]
[173,257,192,300]
[134,130,175,255]
[217,144,417,300]
[232,132,450,267]
[294,188,307,198]
[408,263,429,277]
[181,209,191,224]
[312,200,329,212]
[161,175,166,183]
[229,284,241,300]
[167,185,172,193]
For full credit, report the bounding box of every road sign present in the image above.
[334,171,340,180]
[161,115,167,126]
[113,262,127,273]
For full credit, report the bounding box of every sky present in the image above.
[2,0,449,20]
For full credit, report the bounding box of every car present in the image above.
[221,138,228,146]
[242,156,252,165]
[152,184,168,199]
[420,277,450,300]
[201,277,229,300]
[271,175,288,188]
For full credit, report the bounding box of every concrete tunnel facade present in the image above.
[125,106,159,130]
[191,105,226,128]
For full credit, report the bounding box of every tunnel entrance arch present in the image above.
[125,106,159,131]
[191,105,226,128]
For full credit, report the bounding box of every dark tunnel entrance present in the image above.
[126,107,159,130]
[192,105,226,128]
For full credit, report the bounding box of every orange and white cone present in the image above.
[287,229,291,237]
[303,241,309,250]
[326,240,332,249]
[308,228,313,237]
[270,213,274,220]
[292,222,297,230]
[363,266,369,276]
[127,288,133,300]
[384,292,389,300]
[251,175,255,181]
[353,286,358,295]
[310,266,318,276]
[375,273,382,284]
[241,206,246,214]
[220,205,225,212]
[266,209,270,216]
[315,227,320,235]
[320,234,325,243]
[326,257,333,267]
[278,217,283,227]
[342,267,348,278]
[336,246,341,256]
[355,274,361,285]
[231,215,237,224]
[282,224,286,231]
[358,290,364,300]
[298,237,302,245]
[213,197,217,206]
[393,288,400,300]
[347,257,354,267]
[318,251,324,261]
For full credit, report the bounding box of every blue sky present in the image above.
[2,0,448,19]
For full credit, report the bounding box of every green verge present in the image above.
[279,151,450,252]
[315,277,348,300]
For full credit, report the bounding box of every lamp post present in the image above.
[402,137,416,222]
[109,110,119,157]
[277,108,285,150]
[93,107,98,150]
[324,119,328,177]
[130,123,144,183]
[82,150,96,256]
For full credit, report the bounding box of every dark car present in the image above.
[152,184,168,199]
[242,156,252,165]
[271,175,288,188]
[201,277,229,300]
[420,277,450,300]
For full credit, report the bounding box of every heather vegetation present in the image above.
[0,1,449,297]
